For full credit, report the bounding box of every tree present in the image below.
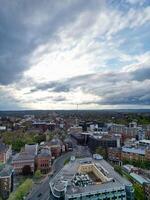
[96,147,108,159]
[12,139,25,152]
[64,158,70,165]
[8,179,33,200]
[34,170,42,179]
[114,165,123,175]
[134,183,145,200]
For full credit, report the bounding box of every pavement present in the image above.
[26,139,91,200]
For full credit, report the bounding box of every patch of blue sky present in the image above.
[105,58,133,71]
[108,0,149,11]
[116,24,150,55]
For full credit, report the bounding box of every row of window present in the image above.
[68,190,126,200]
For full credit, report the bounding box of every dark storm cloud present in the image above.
[0,0,102,85]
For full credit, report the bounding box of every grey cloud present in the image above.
[30,65,150,106]
[132,66,150,81]
[0,0,102,85]
[53,96,66,102]
[0,90,24,110]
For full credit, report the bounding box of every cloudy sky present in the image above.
[0,0,150,110]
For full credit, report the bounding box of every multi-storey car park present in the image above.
[49,155,134,200]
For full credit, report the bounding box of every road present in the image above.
[26,142,91,200]
[26,151,74,200]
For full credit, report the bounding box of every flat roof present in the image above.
[130,173,150,185]
[122,147,145,155]
[50,157,132,198]
[139,139,150,144]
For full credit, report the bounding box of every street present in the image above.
[26,151,73,200]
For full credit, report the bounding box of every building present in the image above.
[87,133,121,153]
[139,139,150,147]
[0,143,12,164]
[64,138,73,151]
[143,182,150,200]
[32,121,56,132]
[24,144,38,156]
[122,146,150,162]
[108,147,122,165]
[69,126,83,134]
[130,173,150,200]
[0,126,7,131]
[145,125,150,139]
[47,138,62,158]
[12,152,35,175]
[36,148,51,174]
[122,165,139,174]
[12,144,38,175]
[0,164,13,199]
[110,123,145,142]
[49,156,134,200]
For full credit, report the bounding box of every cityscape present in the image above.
[0,0,150,200]
[0,111,150,200]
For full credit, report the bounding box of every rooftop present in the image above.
[122,146,145,155]
[38,148,51,157]
[0,143,9,152]
[25,144,38,155]
[50,156,132,198]
[130,173,150,185]
[139,139,150,145]
[12,152,35,162]
[0,164,13,177]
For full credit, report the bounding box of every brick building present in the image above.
[47,138,62,158]
[12,144,38,175]
[12,152,35,175]
[36,148,51,174]
[122,147,150,162]
[108,147,122,164]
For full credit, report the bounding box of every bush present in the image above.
[123,159,150,170]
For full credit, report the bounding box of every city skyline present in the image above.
[0,0,150,110]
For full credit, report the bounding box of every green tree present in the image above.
[123,159,150,170]
[114,165,123,175]
[134,183,145,200]
[8,179,33,200]
[34,170,42,179]
[12,139,25,152]
[64,158,70,165]
[96,147,108,159]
